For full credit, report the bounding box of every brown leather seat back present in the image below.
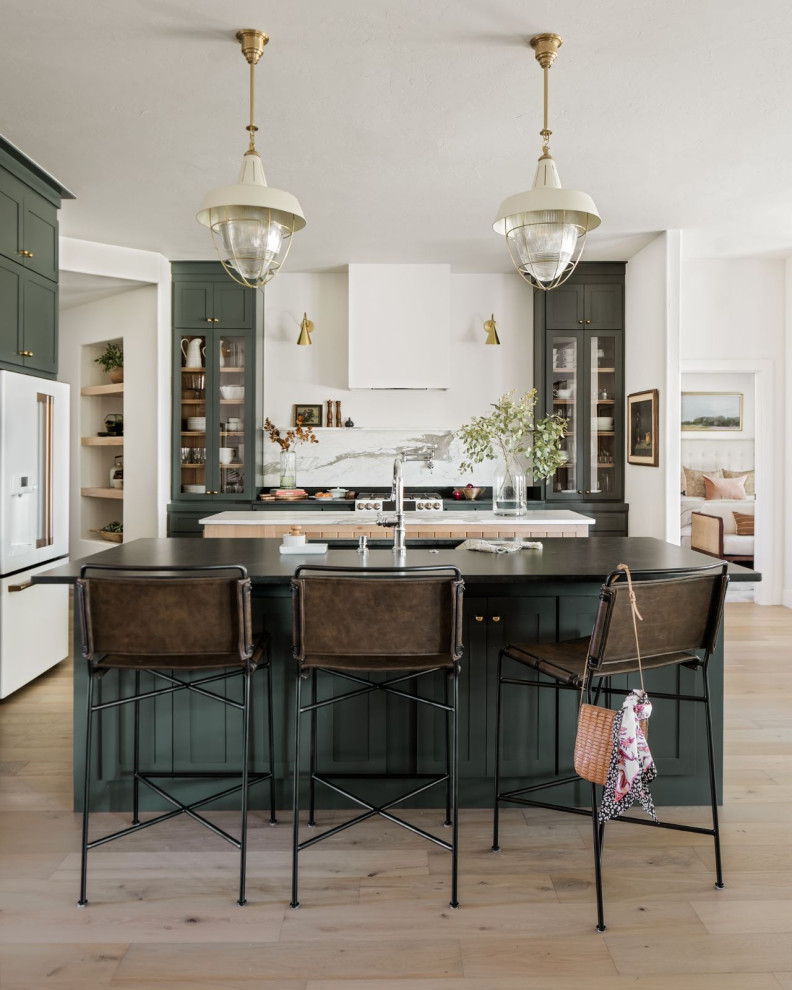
[77,575,252,663]
[588,570,728,670]
[292,574,464,670]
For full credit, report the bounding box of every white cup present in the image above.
[219,447,234,464]
[282,533,306,547]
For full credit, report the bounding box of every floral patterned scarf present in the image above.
[598,688,657,823]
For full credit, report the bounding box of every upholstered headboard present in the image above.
[681,438,754,473]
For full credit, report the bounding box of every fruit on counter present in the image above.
[314,491,332,498]
[452,489,463,500]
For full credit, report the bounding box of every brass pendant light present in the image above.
[494,34,600,291]
[197,29,306,289]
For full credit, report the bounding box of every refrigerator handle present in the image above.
[36,392,54,549]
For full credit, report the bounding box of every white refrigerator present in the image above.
[0,370,70,698]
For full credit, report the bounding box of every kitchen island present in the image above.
[36,537,754,812]
[200,508,595,539]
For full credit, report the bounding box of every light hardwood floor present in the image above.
[1,603,790,989]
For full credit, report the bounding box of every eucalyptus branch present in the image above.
[456,389,567,481]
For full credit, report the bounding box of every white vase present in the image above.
[493,454,527,516]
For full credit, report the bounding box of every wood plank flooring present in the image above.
[1,602,790,988]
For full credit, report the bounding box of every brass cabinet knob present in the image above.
[18,350,34,357]
[577,489,583,494]
[586,319,591,324]
[474,615,484,622]
[17,249,34,258]
[491,616,501,622]
[205,317,213,323]
[578,319,583,324]
[212,317,220,323]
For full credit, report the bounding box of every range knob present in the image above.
[416,501,425,510]
[365,502,374,510]
[434,501,442,510]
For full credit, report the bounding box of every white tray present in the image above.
[279,543,329,555]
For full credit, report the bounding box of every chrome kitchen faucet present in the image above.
[377,446,436,553]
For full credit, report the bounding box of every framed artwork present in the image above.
[681,392,743,432]
[293,404,322,427]
[627,389,659,466]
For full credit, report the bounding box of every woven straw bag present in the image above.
[574,564,647,786]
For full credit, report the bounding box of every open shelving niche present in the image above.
[79,340,124,548]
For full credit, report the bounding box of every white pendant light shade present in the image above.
[494,158,600,289]
[197,29,306,290]
[197,149,306,287]
[494,34,600,291]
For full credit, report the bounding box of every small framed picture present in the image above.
[293,404,322,427]
[681,392,743,432]
[627,389,659,466]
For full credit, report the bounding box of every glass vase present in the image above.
[279,450,297,489]
[493,454,527,516]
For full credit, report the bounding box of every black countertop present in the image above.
[34,537,757,585]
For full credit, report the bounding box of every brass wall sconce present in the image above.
[296,313,315,346]
[484,314,500,346]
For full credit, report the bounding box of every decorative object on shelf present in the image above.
[326,399,333,426]
[627,389,659,467]
[335,400,342,427]
[681,392,743,432]
[344,417,354,428]
[109,455,123,489]
[493,33,600,291]
[101,414,124,437]
[197,28,306,289]
[296,313,315,346]
[94,341,124,383]
[457,389,567,515]
[92,521,123,543]
[293,403,322,427]
[181,337,204,368]
[483,314,500,346]
[264,416,319,488]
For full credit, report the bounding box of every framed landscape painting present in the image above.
[681,392,743,432]
[627,389,659,466]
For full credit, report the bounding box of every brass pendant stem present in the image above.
[248,60,257,151]
[530,33,562,160]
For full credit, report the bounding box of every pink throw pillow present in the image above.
[704,474,747,500]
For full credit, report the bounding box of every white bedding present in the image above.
[680,496,755,532]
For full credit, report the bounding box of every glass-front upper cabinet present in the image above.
[174,326,254,501]
[546,328,623,501]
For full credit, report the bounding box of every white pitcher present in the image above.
[181,337,204,368]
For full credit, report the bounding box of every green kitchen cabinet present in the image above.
[0,137,72,379]
[0,163,59,283]
[0,256,58,376]
[172,325,256,502]
[535,263,628,534]
[173,264,255,330]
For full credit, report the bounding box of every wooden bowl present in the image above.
[462,487,483,501]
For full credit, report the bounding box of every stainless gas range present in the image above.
[354,492,444,513]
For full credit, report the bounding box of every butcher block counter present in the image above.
[200,509,596,540]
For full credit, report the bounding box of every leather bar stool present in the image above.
[492,563,729,931]
[75,564,277,907]
[290,564,464,909]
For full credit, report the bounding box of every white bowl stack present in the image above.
[186,417,206,431]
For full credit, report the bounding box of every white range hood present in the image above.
[348,263,450,389]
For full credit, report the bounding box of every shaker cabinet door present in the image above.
[22,272,58,375]
[0,258,22,367]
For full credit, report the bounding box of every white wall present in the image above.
[262,272,535,485]
[680,255,785,605]
[624,233,678,539]
[59,238,172,558]
[60,287,160,557]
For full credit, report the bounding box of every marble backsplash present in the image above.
[260,428,484,489]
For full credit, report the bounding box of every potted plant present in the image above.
[264,417,319,488]
[95,341,124,383]
[457,389,567,515]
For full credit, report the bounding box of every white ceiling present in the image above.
[3,0,792,273]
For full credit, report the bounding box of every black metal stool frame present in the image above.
[76,563,277,908]
[290,564,464,910]
[491,563,729,932]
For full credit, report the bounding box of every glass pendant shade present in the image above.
[495,158,600,291]
[198,149,305,289]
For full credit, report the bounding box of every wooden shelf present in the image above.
[80,383,124,396]
[181,366,205,373]
[220,366,244,373]
[181,431,206,437]
[597,367,616,372]
[81,487,123,500]
[81,436,124,446]
[220,462,243,470]
[553,368,576,374]
[181,398,206,405]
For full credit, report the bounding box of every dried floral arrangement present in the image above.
[263,417,319,451]
[457,389,567,480]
